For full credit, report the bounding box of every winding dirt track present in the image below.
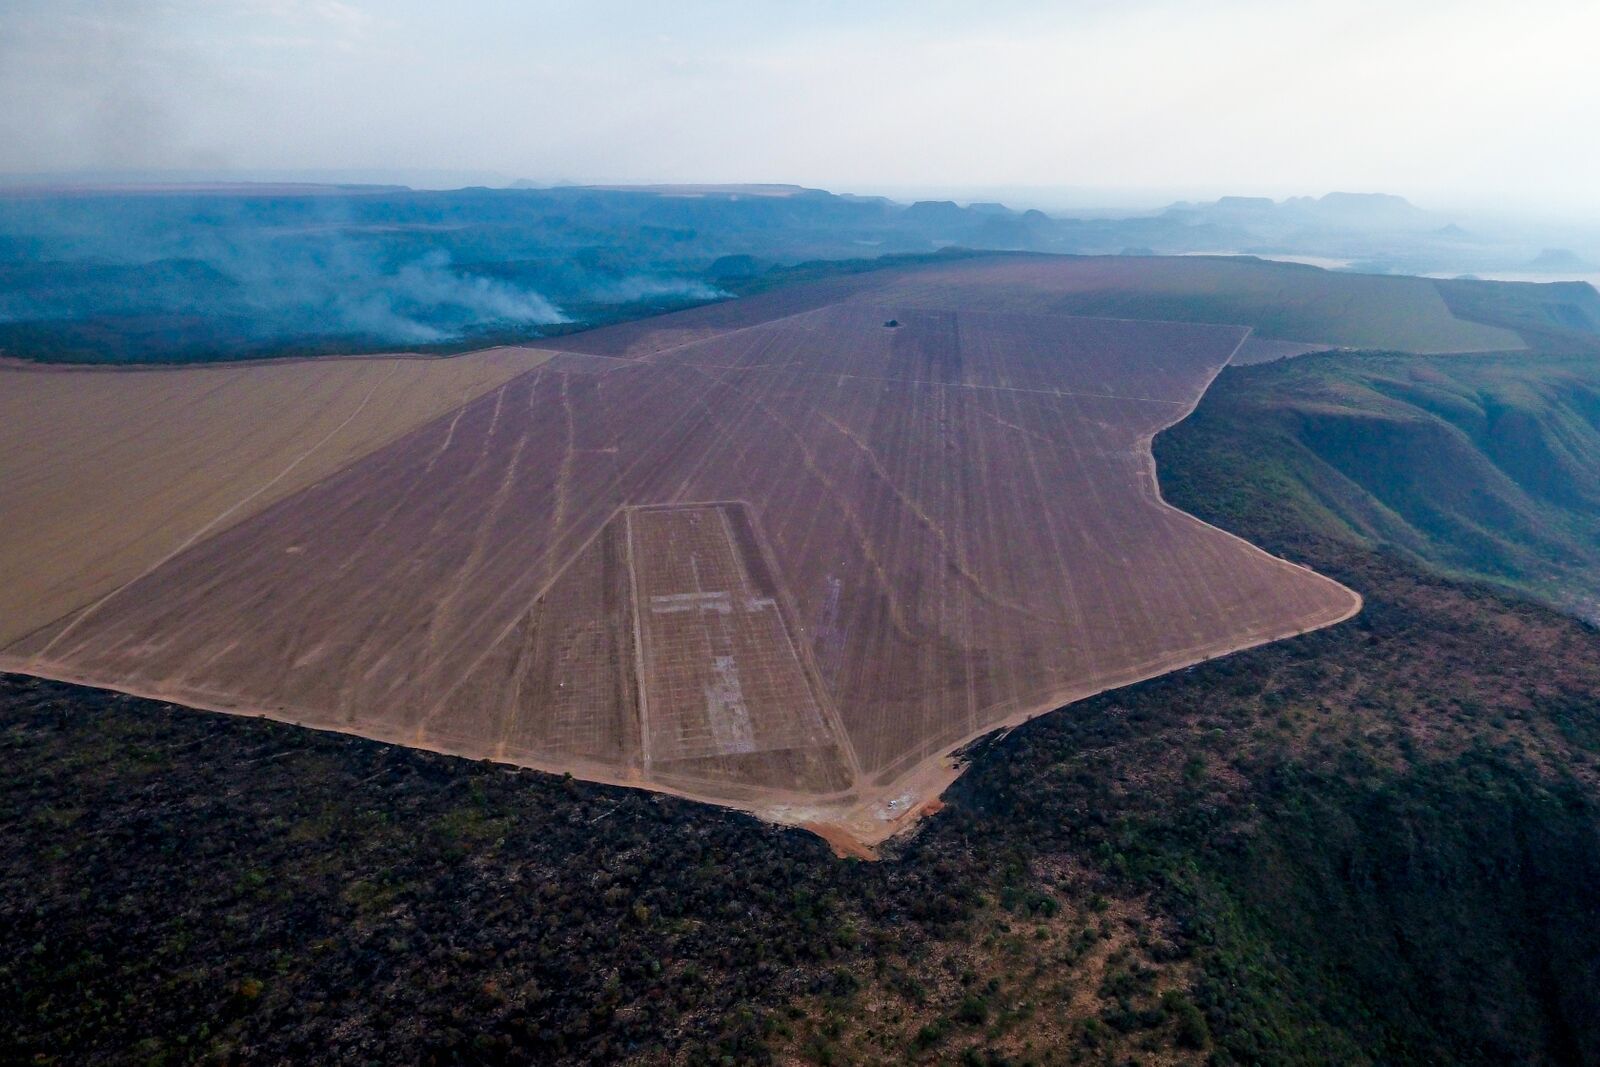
[0,258,1363,849]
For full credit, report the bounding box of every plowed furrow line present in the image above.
[817,408,1063,627]
[692,366,918,640]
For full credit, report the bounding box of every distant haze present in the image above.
[0,1,1596,219]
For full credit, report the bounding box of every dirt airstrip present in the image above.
[0,257,1366,849]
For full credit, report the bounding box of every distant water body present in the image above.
[1180,251,1354,271]
[1181,251,1600,292]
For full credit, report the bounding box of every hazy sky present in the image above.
[2,0,1596,214]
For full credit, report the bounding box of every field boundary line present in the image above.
[717,501,864,787]
[625,507,653,773]
[411,504,628,741]
[1144,327,1366,612]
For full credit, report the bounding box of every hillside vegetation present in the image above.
[1154,346,1600,619]
[1010,256,1521,352]
[1439,277,1600,349]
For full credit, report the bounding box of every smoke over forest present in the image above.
[2,182,1594,363]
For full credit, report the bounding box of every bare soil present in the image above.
[0,346,552,645]
[0,259,1362,848]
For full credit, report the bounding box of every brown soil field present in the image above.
[0,347,552,646]
[857,255,1524,353]
[557,254,1521,356]
[0,258,1363,846]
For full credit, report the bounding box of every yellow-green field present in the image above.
[0,348,552,646]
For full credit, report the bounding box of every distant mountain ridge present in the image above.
[1165,191,1434,230]
[2,181,1595,364]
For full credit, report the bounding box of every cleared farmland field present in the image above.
[0,348,552,647]
[1,257,1367,847]
[556,254,1520,358]
[860,255,1524,353]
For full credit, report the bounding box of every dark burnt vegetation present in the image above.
[943,538,1600,1065]
[4,673,1205,1066]
[0,679,973,1063]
